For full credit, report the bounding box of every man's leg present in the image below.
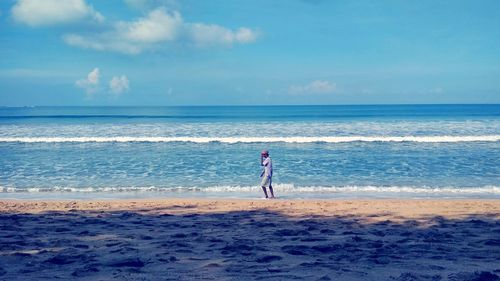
[268,178,274,198]
[261,186,269,198]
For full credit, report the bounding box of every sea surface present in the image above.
[0,105,499,199]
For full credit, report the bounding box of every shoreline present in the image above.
[1,199,499,280]
[1,187,499,201]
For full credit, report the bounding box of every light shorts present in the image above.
[260,176,272,187]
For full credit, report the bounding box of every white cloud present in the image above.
[119,8,181,43]
[11,0,104,27]
[63,7,258,54]
[235,27,259,43]
[109,75,130,95]
[288,80,337,95]
[75,68,130,97]
[75,68,100,95]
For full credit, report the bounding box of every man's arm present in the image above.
[262,157,269,166]
[260,157,268,177]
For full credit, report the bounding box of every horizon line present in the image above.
[1,103,499,108]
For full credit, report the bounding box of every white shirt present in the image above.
[262,157,273,177]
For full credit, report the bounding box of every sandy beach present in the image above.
[0,199,499,280]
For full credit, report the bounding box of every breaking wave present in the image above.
[0,135,499,143]
[2,184,499,195]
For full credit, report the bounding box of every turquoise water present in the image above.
[0,105,499,199]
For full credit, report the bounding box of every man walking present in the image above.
[260,150,275,199]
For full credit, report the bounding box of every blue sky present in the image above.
[0,0,499,106]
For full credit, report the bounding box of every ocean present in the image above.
[0,105,499,199]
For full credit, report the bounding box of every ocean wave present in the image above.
[0,135,499,143]
[2,184,499,194]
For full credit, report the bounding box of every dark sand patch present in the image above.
[0,199,499,280]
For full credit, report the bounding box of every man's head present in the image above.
[261,150,269,157]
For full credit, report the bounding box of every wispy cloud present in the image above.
[75,68,100,95]
[288,80,337,95]
[428,87,445,94]
[11,0,103,27]
[0,68,73,79]
[63,7,258,54]
[188,24,258,47]
[124,0,178,11]
[109,75,130,95]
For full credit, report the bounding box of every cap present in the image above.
[261,150,269,156]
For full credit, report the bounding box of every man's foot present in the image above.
[261,186,269,198]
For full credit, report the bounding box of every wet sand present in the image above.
[0,199,499,280]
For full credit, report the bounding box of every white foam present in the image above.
[1,184,499,195]
[0,135,499,143]
[200,184,500,195]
